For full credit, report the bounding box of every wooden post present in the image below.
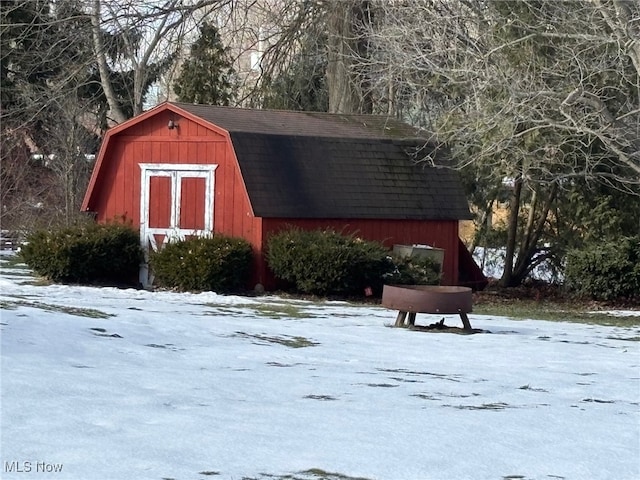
[395,311,407,327]
[460,312,472,330]
[407,312,416,326]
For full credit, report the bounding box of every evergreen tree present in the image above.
[173,22,235,105]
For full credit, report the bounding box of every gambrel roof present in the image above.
[172,102,471,220]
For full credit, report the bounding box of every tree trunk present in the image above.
[500,176,523,287]
[326,1,371,114]
[511,183,558,284]
[469,197,496,254]
[91,0,126,124]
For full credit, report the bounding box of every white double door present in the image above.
[139,163,217,285]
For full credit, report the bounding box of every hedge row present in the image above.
[266,228,392,295]
[266,227,441,296]
[20,223,143,285]
[19,224,443,296]
[565,236,640,300]
[150,235,253,292]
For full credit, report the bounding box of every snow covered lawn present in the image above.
[1,254,639,480]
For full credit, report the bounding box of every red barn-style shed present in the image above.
[82,102,476,289]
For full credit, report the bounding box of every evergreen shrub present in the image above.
[266,228,393,296]
[385,255,441,286]
[20,223,143,285]
[150,235,253,292]
[564,236,640,300]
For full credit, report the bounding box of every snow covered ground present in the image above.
[1,253,639,480]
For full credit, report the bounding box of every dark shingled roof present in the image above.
[172,102,471,220]
[173,102,428,139]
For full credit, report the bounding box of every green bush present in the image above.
[150,235,253,292]
[385,255,441,286]
[266,228,393,296]
[20,223,143,285]
[564,236,640,300]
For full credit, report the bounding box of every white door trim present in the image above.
[139,163,217,286]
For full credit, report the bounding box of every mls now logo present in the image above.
[4,461,63,473]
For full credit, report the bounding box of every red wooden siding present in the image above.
[215,141,263,288]
[86,110,265,288]
[259,218,461,289]
[87,113,259,250]
[213,141,262,249]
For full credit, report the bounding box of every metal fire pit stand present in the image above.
[382,285,474,331]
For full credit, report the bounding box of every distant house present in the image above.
[82,102,482,289]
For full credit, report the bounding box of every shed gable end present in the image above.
[122,112,227,140]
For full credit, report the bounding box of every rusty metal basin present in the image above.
[382,284,472,314]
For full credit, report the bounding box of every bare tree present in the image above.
[1,0,100,229]
[325,0,372,113]
[204,0,326,108]
[1,0,234,231]
[0,133,54,232]
[200,0,372,113]
[360,0,639,187]
[90,0,228,123]
[346,0,639,285]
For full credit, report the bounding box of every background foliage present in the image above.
[565,236,640,301]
